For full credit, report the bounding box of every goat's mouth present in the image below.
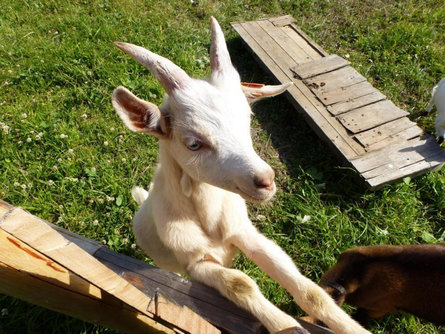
[235,184,276,203]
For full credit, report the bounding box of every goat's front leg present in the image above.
[187,260,308,334]
[229,225,371,334]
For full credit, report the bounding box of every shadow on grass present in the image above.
[227,37,368,203]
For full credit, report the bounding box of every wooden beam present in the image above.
[94,247,262,334]
[0,199,334,333]
[0,229,173,334]
[0,200,219,334]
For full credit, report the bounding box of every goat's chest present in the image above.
[190,185,243,242]
[192,195,225,240]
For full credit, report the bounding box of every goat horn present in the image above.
[210,17,234,76]
[114,41,192,95]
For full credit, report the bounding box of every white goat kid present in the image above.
[112,17,370,334]
[426,78,445,144]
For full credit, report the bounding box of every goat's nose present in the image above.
[253,169,275,190]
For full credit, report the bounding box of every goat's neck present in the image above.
[156,143,189,198]
[156,142,227,229]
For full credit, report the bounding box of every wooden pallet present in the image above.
[232,15,445,188]
[0,199,332,334]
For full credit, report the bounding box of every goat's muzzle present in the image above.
[253,169,275,191]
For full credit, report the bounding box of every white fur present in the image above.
[426,78,445,141]
[131,186,148,206]
[113,17,370,334]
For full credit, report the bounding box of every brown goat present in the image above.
[310,244,445,326]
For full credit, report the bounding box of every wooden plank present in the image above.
[291,55,350,79]
[337,100,409,133]
[354,117,418,148]
[0,262,174,334]
[95,247,263,334]
[0,200,103,256]
[1,201,173,334]
[281,25,322,61]
[361,142,444,180]
[238,21,296,76]
[287,86,365,158]
[0,228,102,300]
[304,66,367,96]
[257,19,312,64]
[232,21,363,159]
[269,15,296,27]
[289,23,328,57]
[0,227,174,333]
[52,223,104,255]
[233,16,445,188]
[315,81,377,106]
[327,91,386,116]
[0,207,150,316]
[355,136,445,187]
[147,294,221,334]
[350,136,443,173]
[365,126,423,152]
[367,151,445,187]
[0,207,218,333]
[0,199,13,217]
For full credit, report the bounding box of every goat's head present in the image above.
[112,17,292,203]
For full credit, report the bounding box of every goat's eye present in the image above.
[186,139,203,151]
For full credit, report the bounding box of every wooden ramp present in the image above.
[232,16,445,188]
[0,199,332,334]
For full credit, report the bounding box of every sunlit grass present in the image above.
[0,0,444,333]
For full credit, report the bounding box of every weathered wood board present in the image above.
[0,200,217,334]
[0,200,333,334]
[232,15,445,188]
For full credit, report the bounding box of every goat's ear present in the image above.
[112,86,167,138]
[241,82,293,104]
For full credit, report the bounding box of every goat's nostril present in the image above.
[253,171,275,190]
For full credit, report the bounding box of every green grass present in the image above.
[0,0,444,333]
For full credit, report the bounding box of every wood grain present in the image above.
[337,100,409,133]
[231,15,445,188]
[0,202,220,334]
[327,91,386,116]
[304,66,366,94]
[232,20,364,159]
[291,54,350,79]
[315,81,378,106]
